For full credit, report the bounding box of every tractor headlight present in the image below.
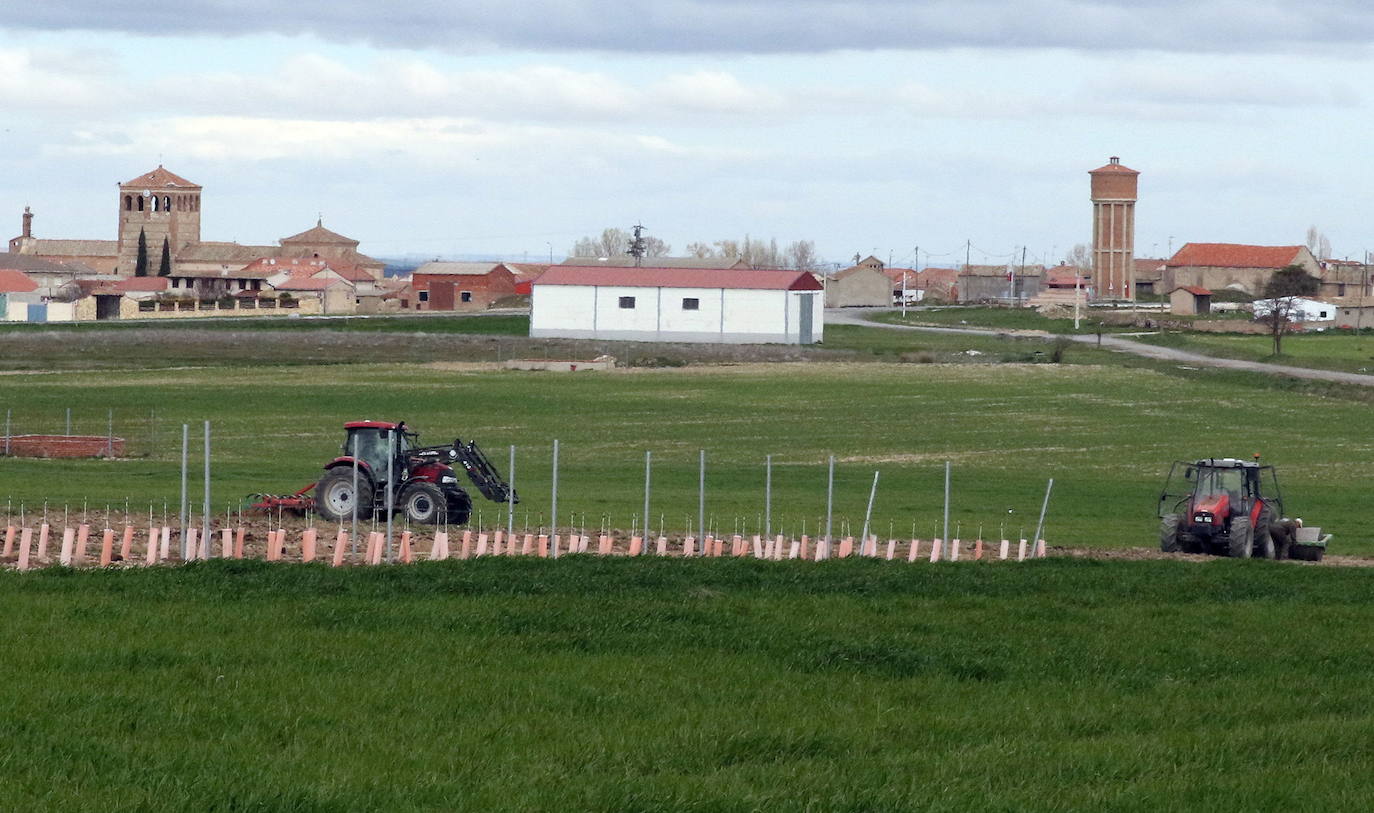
[441,476,458,484]
[1193,513,1212,524]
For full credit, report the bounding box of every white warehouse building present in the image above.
[530,266,825,344]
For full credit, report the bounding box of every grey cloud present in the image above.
[19,1,1374,53]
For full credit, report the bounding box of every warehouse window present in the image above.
[619,296,636,309]
[682,297,699,310]
[418,291,429,303]
[461,291,472,303]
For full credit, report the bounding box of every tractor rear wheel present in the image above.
[1228,515,1253,558]
[316,468,373,524]
[1254,508,1275,559]
[1160,514,1182,553]
[445,489,473,526]
[401,483,446,525]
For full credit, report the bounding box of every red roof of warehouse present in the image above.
[0,269,38,293]
[534,266,823,291]
[1167,243,1305,269]
[1174,285,1212,296]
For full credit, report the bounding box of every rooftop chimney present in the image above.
[21,206,32,239]
[1109,156,1120,165]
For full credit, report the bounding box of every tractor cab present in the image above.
[340,421,411,485]
[1158,457,1284,557]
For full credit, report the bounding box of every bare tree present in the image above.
[569,228,629,259]
[714,239,741,260]
[1305,225,1333,260]
[685,242,716,259]
[643,236,671,257]
[785,240,819,271]
[1257,264,1321,355]
[1065,243,1091,269]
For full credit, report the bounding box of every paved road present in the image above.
[827,308,1374,387]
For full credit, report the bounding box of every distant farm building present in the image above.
[410,262,519,311]
[1165,244,1320,297]
[1170,285,1212,316]
[826,256,891,307]
[530,266,824,344]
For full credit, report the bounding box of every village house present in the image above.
[958,264,1045,303]
[410,261,520,311]
[531,265,824,344]
[1170,285,1212,316]
[1165,244,1321,296]
[825,256,891,307]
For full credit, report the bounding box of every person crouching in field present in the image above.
[1269,518,1303,560]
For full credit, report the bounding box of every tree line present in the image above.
[569,228,821,271]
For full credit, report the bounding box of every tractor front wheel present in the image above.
[1254,508,1275,559]
[1160,514,1181,553]
[316,468,373,524]
[1228,515,1253,559]
[445,489,473,526]
[401,483,446,525]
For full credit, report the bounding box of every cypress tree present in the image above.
[134,228,149,277]
[157,237,172,277]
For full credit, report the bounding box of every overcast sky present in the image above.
[2,1,1371,267]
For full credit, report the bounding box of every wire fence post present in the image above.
[642,450,651,555]
[1032,478,1055,550]
[179,423,188,559]
[3,409,10,456]
[942,461,951,546]
[351,434,359,553]
[65,407,71,436]
[107,409,114,458]
[550,439,560,559]
[765,454,773,540]
[698,450,706,557]
[507,444,516,543]
[385,429,395,563]
[202,421,210,559]
[860,470,879,556]
[825,455,834,546]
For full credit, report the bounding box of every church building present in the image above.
[9,166,383,281]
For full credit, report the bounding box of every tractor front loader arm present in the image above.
[450,439,519,504]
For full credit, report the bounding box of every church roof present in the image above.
[122,166,200,189]
[21,239,117,258]
[280,220,359,247]
[176,242,279,263]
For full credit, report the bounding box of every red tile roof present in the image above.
[1089,159,1139,175]
[122,166,199,188]
[280,220,359,246]
[1167,243,1305,269]
[534,266,823,291]
[1175,285,1212,296]
[0,269,38,293]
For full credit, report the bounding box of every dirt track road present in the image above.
[828,309,1374,387]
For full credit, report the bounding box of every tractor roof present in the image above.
[344,420,399,430]
[1192,458,1263,469]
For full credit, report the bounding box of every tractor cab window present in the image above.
[1195,467,1245,503]
[347,428,397,483]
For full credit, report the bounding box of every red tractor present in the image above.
[1157,457,1282,558]
[252,421,516,525]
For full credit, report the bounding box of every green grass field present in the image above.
[1,354,1369,553]
[1136,330,1374,375]
[3,557,1374,810]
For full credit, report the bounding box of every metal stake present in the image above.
[860,470,879,556]
[179,423,188,559]
[351,434,359,553]
[385,430,395,563]
[765,454,772,540]
[698,450,706,557]
[202,421,210,558]
[642,450,651,555]
[550,439,560,559]
[1032,478,1055,551]
[942,461,951,546]
[824,455,835,545]
[507,444,516,544]
[107,408,114,458]
[65,407,71,436]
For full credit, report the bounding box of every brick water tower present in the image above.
[1089,156,1139,300]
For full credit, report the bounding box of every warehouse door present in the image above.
[797,294,814,344]
[26,303,47,323]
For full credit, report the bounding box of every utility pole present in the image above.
[1020,246,1027,305]
[628,223,648,268]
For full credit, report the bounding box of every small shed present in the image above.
[1170,285,1212,316]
